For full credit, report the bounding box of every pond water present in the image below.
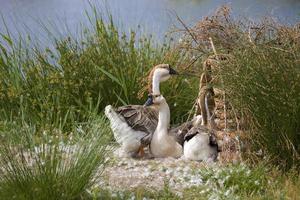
[0,0,299,43]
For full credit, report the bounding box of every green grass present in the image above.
[0,8,199,129]
[0,112,111,200]
[91,185,179,200]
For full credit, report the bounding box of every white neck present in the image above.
[152,74,161,95]
[156,100,170,137]
[152,70,167,95]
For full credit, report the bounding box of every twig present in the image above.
[248,26,253,44]
[175,13,199,45]
[209,37,228,131]
[209,37,217,56]
[182,54,202,70]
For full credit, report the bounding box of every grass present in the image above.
[0,111,111,200]
[91,185,179,200]
[0,8,199,129]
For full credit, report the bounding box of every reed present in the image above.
[178,6,300,170]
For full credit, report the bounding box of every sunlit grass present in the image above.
[0,112,111,200]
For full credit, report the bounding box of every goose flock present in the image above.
[105,63,220,162]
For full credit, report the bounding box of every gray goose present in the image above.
[105,64,177,158]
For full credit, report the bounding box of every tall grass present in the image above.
[178,6,300,170]
[0,111,111,200]
[0,8,199,128]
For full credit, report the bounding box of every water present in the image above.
[0,0,299,44]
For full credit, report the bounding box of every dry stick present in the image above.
[209,37,228,131]
[229,101,243,161]
[248,26,253,44]
[175,13,199,46]
[182,54,202,70]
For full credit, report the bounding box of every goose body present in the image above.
[183,127,219,161]
[105,105,157,157]
[168,116,219,161]
[179,58,219,161]
[105,64,177,157]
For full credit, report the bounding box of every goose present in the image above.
[195,57,217,129]
[144,94,183,158]
[182,57,220,161]
[144,94,219,160]
[183,126,219,162]
[105,64,178,158]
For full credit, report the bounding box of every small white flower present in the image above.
[111,193,117,198]
[246,170,251,176]
[224,189,231,196]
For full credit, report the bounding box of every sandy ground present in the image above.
[96,151,216,193]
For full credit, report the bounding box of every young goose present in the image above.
[105,64,178,158]
[195,58,217,129]
[174,57,219,162]
[144,94,183,158]
[183,126,219,161]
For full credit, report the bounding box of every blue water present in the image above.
[0,0,299,44]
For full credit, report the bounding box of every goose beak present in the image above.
[144,95,154,107]
[169,66,178,75]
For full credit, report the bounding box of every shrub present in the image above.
[178,6,300,170]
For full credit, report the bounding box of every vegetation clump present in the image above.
[178,6,300,170]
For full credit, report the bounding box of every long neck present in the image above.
[152,73,161,95]
[156,101,170,135]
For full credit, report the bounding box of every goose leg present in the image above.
[137,146,145,157]
[130,146,145,159]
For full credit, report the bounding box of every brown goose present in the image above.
[104,64,177,158]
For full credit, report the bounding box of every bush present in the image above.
[178,6,300,170]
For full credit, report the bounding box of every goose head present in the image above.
[151,64,178,83]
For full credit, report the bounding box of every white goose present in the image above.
[144,94,183,158]
[144,94,219,161]
[183,126,219,161]
[105,64,178,158]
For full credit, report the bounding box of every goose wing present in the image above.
[169,121,195,146]
[115,105,158,145]
[183,126,219,150]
